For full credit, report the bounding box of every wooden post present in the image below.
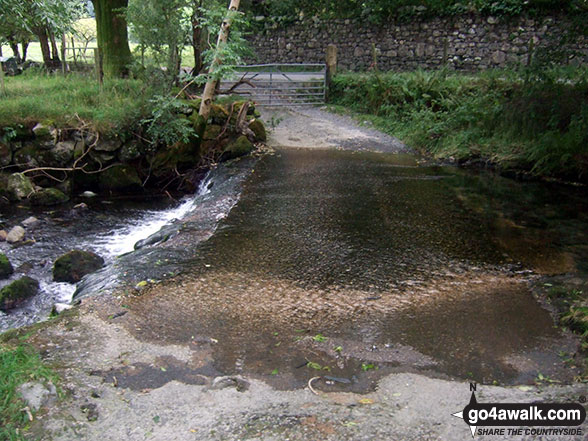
[325,44,337,102]
[61,34,67,76]
[94,48,103,87]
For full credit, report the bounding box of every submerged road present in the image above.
[30,107,587,441]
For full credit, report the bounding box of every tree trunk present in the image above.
[21,41,29,63]
[199,0,241,119]
[191,0,203,74]
[9,42,21,62]
[37,29,52,67]
[92,0,133,78]
[50,32,61,65]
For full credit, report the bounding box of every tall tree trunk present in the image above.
[199,0,241,119]
[191,0,203,74]
[92,0,132,78]
[9,42,21,62]
[49,32,61,65]
[37,30,52,67]
[21,41,29,63]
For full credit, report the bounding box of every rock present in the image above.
[0,253,14,279]
[18,382,58,411]
[6,226,25,243]
[80,403,99,421]
[94,138,122,152]
[22,216,39,227]
[0,276,39,310]
[32,122,58,148]
[98,165,142,192]
[203,124,222,140]
[223,136,254,160]
[487,16,498,25]
[211,376,249,392]
[248,119,267,142]
[51,141,75,164]
[118,141,143,162]
[52,303,73,314]
[0,230,7,241]
[7,173,34,201]
[74,202,88,210]
[53,249,105,283]
[81,191,97,198]
[0,141,12,166]
[29,188,69,206]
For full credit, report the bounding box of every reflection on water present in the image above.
[124,148,587,390]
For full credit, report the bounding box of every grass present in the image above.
[328,67,588,182]
[0,344,59,441]
[0,72,155,134]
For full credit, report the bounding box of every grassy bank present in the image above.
[0,72,155,134]
[0,343,59,440]
[329,68,588,182]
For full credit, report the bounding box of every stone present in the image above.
[0,253,14,279]
[81,191,97,198]
[53,249,105,283]
[32,122,58,147]
[487,16,498,25]
[223,136,254,160]
[0,230,7,241]
[29,188,69,206]
[203,124,222,140]
[94,138,122,152]
[51,141,75,165]
[18,382,57,411]
[6,226,25,243]
[0,276,39,310]
[22,216,39,227]
[7,173,34,200]
[118,141,142,162]
[0,141,12,166]
[98,165,142,192]
[248,119,267,142]
[491,50,506,64]
[211,376,249,392]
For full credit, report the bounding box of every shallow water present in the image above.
[123,148,587,390]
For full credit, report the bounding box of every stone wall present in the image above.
[246,15,588,71]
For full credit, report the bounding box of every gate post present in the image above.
[325,44,337,101]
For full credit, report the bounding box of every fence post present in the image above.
[326,44,337,102]
[61,34,67,76]
[94,48,103,87]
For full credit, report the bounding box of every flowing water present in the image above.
[1,147,587,392]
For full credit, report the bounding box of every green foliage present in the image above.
[329,67,588,180]
[142,94,195,147]
[0,344,59,441]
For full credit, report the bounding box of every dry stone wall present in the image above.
[246,15,588,71]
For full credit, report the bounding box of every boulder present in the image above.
[98,165,142,192]
[51,141,75,165]
[7,173,34,200]
[29,188,69,206]
[118,141,143,162]
[53,249,105,283]
[248,119,267,142]
[223,136,254,160]
[32,122,58,149]
[0,276,39,310]
[94,138,122,152]
[6,226,25,243]
[0,253,13,279]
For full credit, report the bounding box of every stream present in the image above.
[1,146,587,391]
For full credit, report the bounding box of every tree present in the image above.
[199,0,242,118]
[92,0,132,77]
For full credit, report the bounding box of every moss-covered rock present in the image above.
[98,165,142,192]
[119,141,143,162]
[7,173,35,201]
[29,188,69,206]
[32,122,58,149]
[209,104,230,124]
[0,253,14,279]
[0,276,39,310]
[203,124,222,140]
[248,119,267,142]
[53,249,105,283]
[50,141,75,165]
[13,143,50,169]
[223,136,254,160]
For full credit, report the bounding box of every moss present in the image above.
[0,277,39,310]
[98,165,142,192]
[0,253,14,280]
[53,250,105,284]
[7,173,34,201]
[29,188,69,206]
[203,124,222,140]
[223,135,254,160]
[561,306,588,335]
[248,119,267,142]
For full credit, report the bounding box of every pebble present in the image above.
[6,226,25,243]
[0,230,7,241]
[22,216,39,227]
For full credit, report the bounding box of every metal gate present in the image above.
[221,64,326,106]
